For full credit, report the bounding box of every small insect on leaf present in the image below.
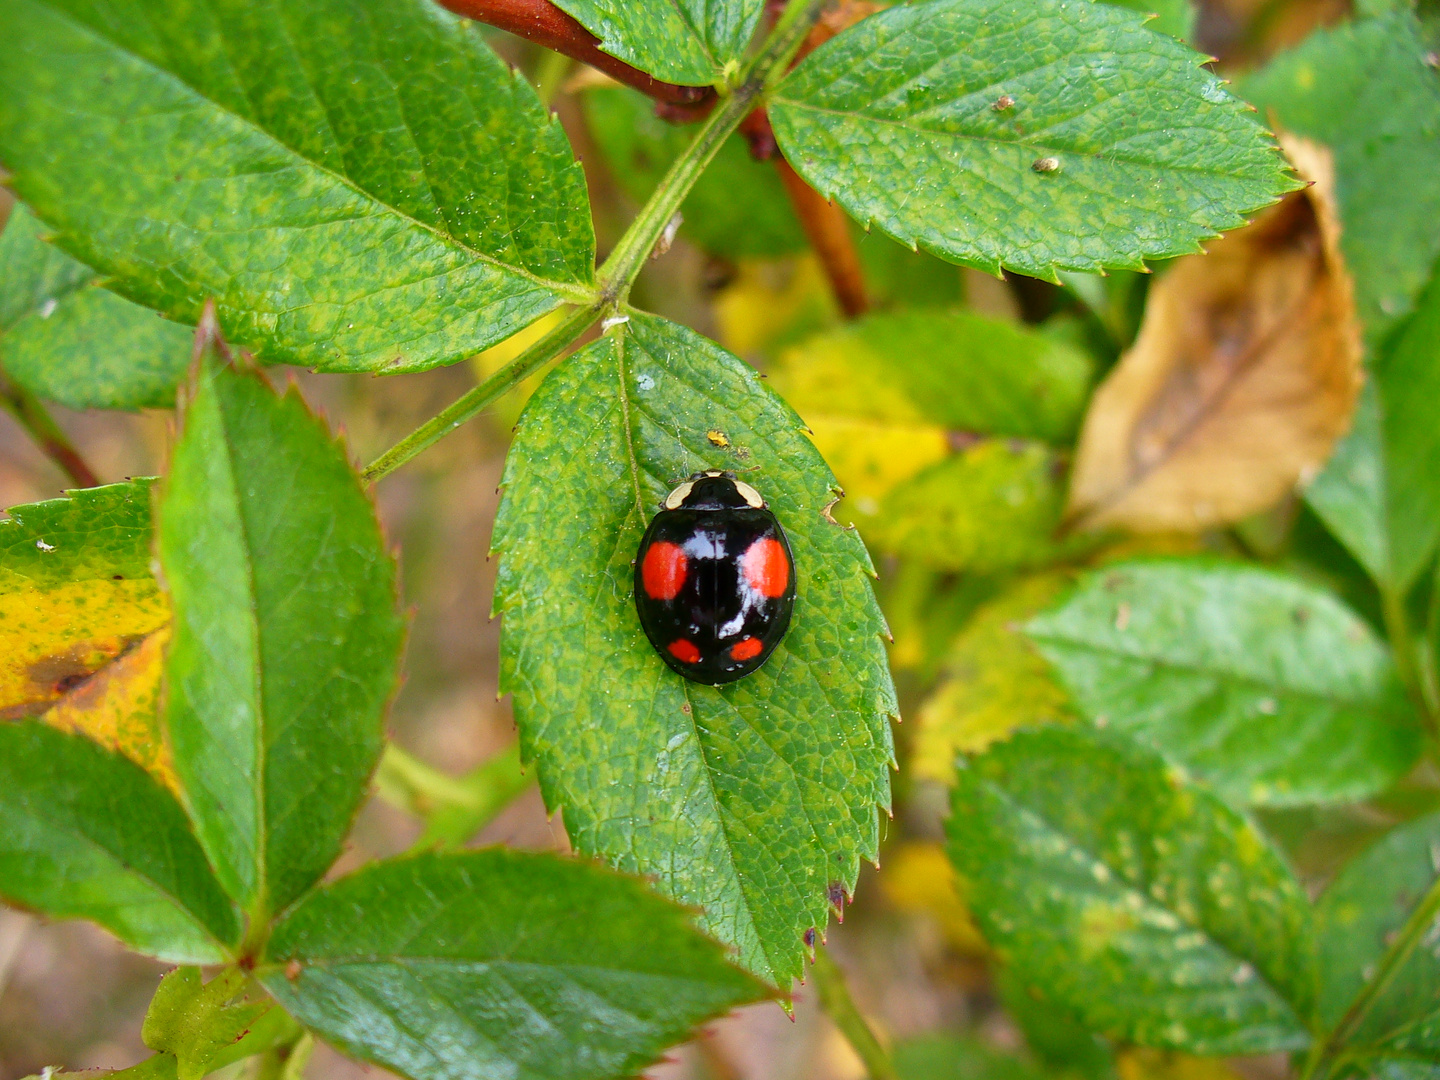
[634,471,796,684]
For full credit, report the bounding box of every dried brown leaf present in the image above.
[1066,136,1362,533]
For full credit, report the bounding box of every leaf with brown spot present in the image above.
[1066,137,1362,533]
[0,481,169,722]
[42,627,176,792]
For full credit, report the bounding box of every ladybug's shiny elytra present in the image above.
[634,470,796,684]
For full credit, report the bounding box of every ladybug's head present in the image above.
[662,469,766,511]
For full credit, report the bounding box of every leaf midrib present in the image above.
[980,775,1307,1028]
[771,97,1271,185]
[34,0,597,305]
[610,328,781,980]
[1028,632,1389,710]
[214,370,269,917]
[264,955,727,980]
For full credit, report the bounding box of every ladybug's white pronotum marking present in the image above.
[663,481,695,510]
[732,480,764,509]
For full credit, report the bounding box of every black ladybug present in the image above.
[634,470,796,684]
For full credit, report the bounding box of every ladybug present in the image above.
[634,470,796,684]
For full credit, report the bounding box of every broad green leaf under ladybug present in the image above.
[492,312,896,989]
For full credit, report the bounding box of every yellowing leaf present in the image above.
[42,627,176,792]
[0,577,168,716]
[1066,137,1362,533]
[713,255,836,359]
[0,481,172,781]
[881,841,988,956]
[914,574,1075,782]
[1116,1049,1242,1080]
[806,414,950,519]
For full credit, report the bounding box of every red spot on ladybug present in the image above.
[742,537,790,598]
[641,541,688,600]
[730,637,763,662]
[668,639,702,664]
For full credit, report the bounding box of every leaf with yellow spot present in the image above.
[947,724,1317,1055]
[42,627,176,791]
[1,481,168,724]
[914,574,1075,783]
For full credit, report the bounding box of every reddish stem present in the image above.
[436,0,716,120]
[775,156,870,318]
[0,369,101,488]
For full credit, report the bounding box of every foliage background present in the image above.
[0,0,1405,1074]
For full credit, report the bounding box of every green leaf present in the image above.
[492,312,896,988]
[769,0,1295,280]
[1102,0,1195,42]
[1240,10,1440,345]
[0,0,595,374]
[947,724,1316,1054]
[1316,811,1440,1051]
[260,849,764,1080]
[142,967,275,1080]
[1,477,154,588]
[1025,560,1420,807]
[159,348,405,917]
[583,86,805,259]
[1305,261,1440,594]
[552,0,764,86]
[771,309,1095,441]
[0,721,239,963]
[864,441,1087,572]
[0,204,191,409]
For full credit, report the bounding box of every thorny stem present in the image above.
[0,367,100,488]
[810,946,899,1080]
[435,0,716,120]
[363,0,830,481]
[361,302,599,482]
[1302,872,1440,1080]
[775,155,869,317]
[594,0,828,307]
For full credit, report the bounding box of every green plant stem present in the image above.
[1380,586,1440,744]
[810,946,899,1080]
[361,0,826,481]
[1303,871,1440,1080]
[375,741,532,849]
[360,302,599,482]
[592,0,828,305]
[0,367,100,487]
